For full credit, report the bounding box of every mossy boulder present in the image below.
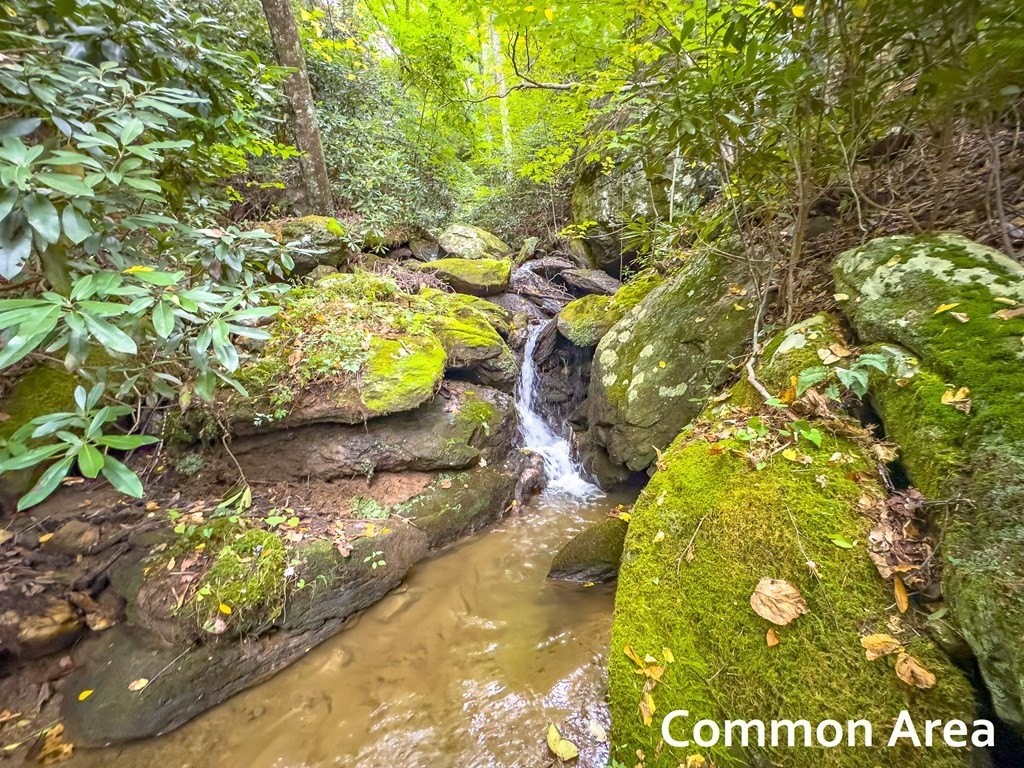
[578,250,754,483]
[834,233,1024,731]
[262,215,350,276]
[436,223,511,260]
[231,383,517,481]
[428,305,518,389]
[609,416,981,767]
[414,257,512,296]
[548,516,628,583]
[557,270,664,348]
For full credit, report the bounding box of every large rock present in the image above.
[608,324,984,767]
[834,233,1024,731]
[509,267,575,316]
[570,155,715,276]
[224,273,510,435]
[62,526,428,745]
[414,257,511,296]
[436,223,511,260]
[548,516,627,583]
[558,268,621,296]
[578,250,754,483]
[556,270,663,348]
[262,216,350,276]
[231,383,516,481]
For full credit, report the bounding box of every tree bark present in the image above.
[261,0,332,214]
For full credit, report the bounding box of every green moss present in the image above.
[360,335,447,416]
[610,431,978,768]
[192,529,286,635]
[558,270,664,348]
[413,257,512,296]
[759,313,845,393]
[0,366,79,441]
[549,516,628,582]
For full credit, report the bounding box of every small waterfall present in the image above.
[515,325,602,499]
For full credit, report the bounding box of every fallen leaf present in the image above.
[828,342,853,358]
[895,653,936,689]
[33,724,73,765]
[934,302,960,314]
[639,690,656,726]
[994,296,1017,305]
[38,533,54,544]
[894,577,909,613]
[949,312,970,324]
[993,307,1024,320]
[662,647,675,664]
[766,627,780,647]
[827,533,854,549]
[0,709,22,725]
[127,678,149,692]
[791,3,805,18]
[145,501,159,512]
[940,386,971,414]
[0,529,11,546]
[750,578,809,626]
[817,348,840,365]
[833,293,849,302]
[623,644,645,668]
[861,634,904,661]
[588,719,608,742]
[546,723,579,760]
[653,530,665,544]
[219,603,232,615]
[76,689,94,702]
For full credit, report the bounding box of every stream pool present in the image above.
[69,490,629,768]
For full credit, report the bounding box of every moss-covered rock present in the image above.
[548,516,628,583]
[557,270,664,347]
[262,216,350,276]
[436,223,511,260]
[578,250,754,482]
[428,305,518,389]
[395,463,519,549]
[414,257,512,296]
[834,233,1024,731]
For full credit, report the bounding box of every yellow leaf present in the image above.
[546,723,579,760]
[895,652,936,689]
[219,603,233,615]
[39,532,54,543]
[766,627,780,647]
[524,4,536,10]
[686,757,708,768]
[77,689,94,701]
[657,360,666,368]
[623,644,644,668]
[833,292,849,301]
[145,501,159,512]
[750,577,809,626]
[782,448,800,462]
[894,577,909,614]
[791,4,805,18]
[123,265,154,274]
[653,530,665,543]
[934,302,960,314]
[767,1,778,9]
[127,678,149,692]
[544,7,554,21]
[860,633,903,661]
[940,386,970,405]
[639,690,656,726]
[662,647,675,664]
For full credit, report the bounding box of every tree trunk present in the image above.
[261,0,332,214]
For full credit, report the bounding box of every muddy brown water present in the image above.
[69,491,629,768]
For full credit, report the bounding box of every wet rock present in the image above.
[523,255,577,279]
[413,257,512,296]
[485,291,545,322]
[578,250,754,484]
[436,223,511,260]
[231,383,517,481]
[45,520,100,556]
[262,216,350,276]
[834,233,1024,732]
[409,237,441,261]
[558,268,621,297]
[514,236,539,265]
[62,527,429,745]
[396,462,521,549]
[509,268,575,316]
[1,598,84,661]
[548,517,627,583]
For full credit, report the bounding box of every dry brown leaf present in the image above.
[992,307,1024,321]
[895,653,936,689]
[894,577,910,614]
[828,342,853,358]
[860,633,903,661]
[34,724,73,765]
[766,627,780,647]
[750,578,809,626]
[949,312,970,323]
[127,678,149,692]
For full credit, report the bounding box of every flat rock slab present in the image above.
[558,268,622,296]
[548,516,628,583]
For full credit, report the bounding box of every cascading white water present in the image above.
[515,324,603,499]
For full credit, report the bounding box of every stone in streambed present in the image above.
[436,223,511,260]
[414,257,512,296]
[558,268,621,296]
[556,269,663,348]
[548,516,628,583]
[261,215,350,276]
